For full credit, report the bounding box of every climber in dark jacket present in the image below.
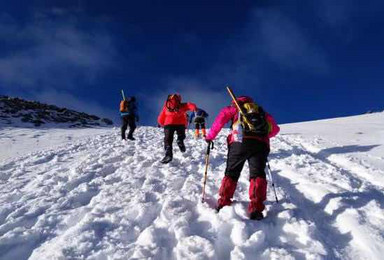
[120,96,139,140]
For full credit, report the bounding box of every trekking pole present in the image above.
[226,86,256,132]
[266,160,279,203]
[201,141,214,203]
[121,89,126,101]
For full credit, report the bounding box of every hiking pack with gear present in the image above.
[237,102,269,137]
[191,109,208,121]
[227,87,270,141]
[120,100,129,113]
[204,86,280,220]
[120,89,129,113]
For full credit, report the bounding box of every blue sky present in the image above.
[1,0,383,125]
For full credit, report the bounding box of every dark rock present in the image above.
[32,119,45,126]
[102,118,113,125]
[1,96,113,128]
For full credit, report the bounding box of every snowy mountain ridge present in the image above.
[0,95,113,128]
[0,112,383,259]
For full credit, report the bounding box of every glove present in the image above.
[205,138,214,151]
[205,137,213,144]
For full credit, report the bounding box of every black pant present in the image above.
[121,115,136,139]
[195,122,206,130]
[164,125,186,155]
[225,139,270,181]
[193,117,205,129]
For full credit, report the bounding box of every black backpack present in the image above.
[240,103,269,137]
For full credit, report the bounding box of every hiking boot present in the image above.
[202,128,207,138]
[194,129,200,139]
[177,141,186,152]
[161,146,173,163]
[161,155,173,164]
[127,136,135,140]
[249,211,264,220]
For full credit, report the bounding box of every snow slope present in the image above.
[0,127,113,162]
[0,113,383,260]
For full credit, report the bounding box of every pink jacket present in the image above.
[206,97,280,145]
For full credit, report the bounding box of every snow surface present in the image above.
[0,113,383,259]
[0,127,113,162]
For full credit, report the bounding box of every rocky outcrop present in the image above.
[0,95,113,127]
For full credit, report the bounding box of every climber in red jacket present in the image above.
[157,93,197,164]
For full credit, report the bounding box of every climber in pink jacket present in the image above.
[205,96,280,220]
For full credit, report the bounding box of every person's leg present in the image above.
[247,141,270,219]
[217,143,246,210]
[121,116,129,140]
[195,123,200,138]
[176,125,186,152]
[127,115,137,140]
[164,126,176,150]
[162,126,175,162]
[201,122,206,137]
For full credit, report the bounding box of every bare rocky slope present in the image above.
[0,95,113,127]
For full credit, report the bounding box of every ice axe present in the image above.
[201,141,214,203]
[121,89,126,101]
[226,86,256,132]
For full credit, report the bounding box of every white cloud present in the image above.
[0,11,116,89]
[254,11,329,73]
[0,10,117,122]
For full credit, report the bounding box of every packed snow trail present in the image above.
[1,113,384,260]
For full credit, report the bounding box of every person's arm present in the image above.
[206,106,236,141]
[157,106,166,126]
[266,113,280,138]
[186,102,197,111]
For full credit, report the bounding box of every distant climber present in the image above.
[120,96,139,141]
[189,108,209,138]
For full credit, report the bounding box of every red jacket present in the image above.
[158,102,197,126]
